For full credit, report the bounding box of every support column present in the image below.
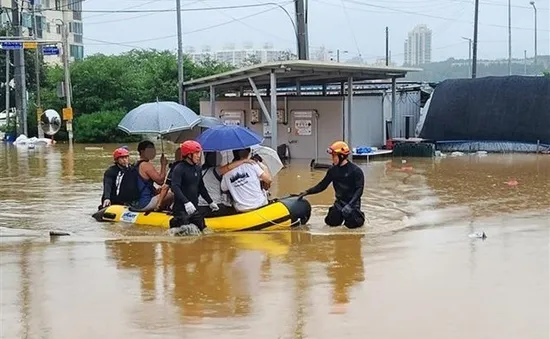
[391,77,396,138]
[209,86,216,117]
[346,76,353,160]
[270,70,278,150]
[248,77,272,124]
[296,79,301,96]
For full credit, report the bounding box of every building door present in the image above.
[288,110,318,160]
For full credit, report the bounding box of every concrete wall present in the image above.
[200,97,344,160]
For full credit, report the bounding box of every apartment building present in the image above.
[0,0,84,65]
[404,24,432,66]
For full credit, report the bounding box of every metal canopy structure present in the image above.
[183,60,422,152]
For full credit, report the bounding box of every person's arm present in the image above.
[217,158,254,175]
[170,164,190,204]
[256,163,272,186]
[142,157,167,185]
[347,167,364,206]
[198,177,213,204]
[304,169,333,195]
[220,176,229,193]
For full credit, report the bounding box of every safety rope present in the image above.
[248,208,304,227]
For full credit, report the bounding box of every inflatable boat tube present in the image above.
[92,196,312,232]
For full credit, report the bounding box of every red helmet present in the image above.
[113,147,129,161]
[180,140,202,156]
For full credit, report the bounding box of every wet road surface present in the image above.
[1,143,548,338]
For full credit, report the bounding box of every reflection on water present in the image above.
[1,143,549,338]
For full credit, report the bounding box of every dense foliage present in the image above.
[1,49,234,142]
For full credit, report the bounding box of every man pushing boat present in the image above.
[293,141,365,229]
[168,140,219,236]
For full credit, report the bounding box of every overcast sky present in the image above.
[82,0,549,65]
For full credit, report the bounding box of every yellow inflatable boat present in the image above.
[92,196,311,232]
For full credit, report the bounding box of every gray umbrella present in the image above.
[163,116,224,144]
[118,101,201,135]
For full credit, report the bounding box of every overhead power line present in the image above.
[43,2,294,13]
[85,4,292,47]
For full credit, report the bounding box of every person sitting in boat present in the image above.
[100,147,131,208]
[155,148,182,211]
[220,147,272,213]
[169,141,219,235]
[294,141,365,229]
[135,140,171,211]
[197,152,256,217]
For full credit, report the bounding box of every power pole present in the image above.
[507,0,511,75]
[12,0,27,136]
[294,0,308,60]
[32,1,44,138]
[61,20,73,144]
[176,0,184,105]
[5,50,10,134]
[530,1,537,65]
[523,50,527,75]
[472,0,480,79]
[385,27,389,66]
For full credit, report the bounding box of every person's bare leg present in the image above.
[155,185,170,211]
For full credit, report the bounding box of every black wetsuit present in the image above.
[101,164,127,206]
[305,161,365,228]
[169,160,213,230]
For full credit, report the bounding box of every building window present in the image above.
[46,23,51,33]
[55,0,61,10]
[56,24,61,34]
[74,34,82,44]
[70,44,84,61]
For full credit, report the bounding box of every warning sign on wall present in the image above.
[295,119,312,136]
[224,119,241,126]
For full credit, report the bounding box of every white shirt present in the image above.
[221,163,268,212]
[198,167,230,206]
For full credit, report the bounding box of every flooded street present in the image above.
[1,143,548,339]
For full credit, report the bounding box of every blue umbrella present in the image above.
[118,101,201,135]
[196,124,264,152]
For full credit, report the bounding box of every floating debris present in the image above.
[468,231,487,239]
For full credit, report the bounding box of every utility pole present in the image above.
[176,0,184,105]
[294,0,309,60]
[523,50,527,75]
[5,50,10,134]
[12,0,27,136]
[507,0,512,75]
[61,19,73,144]
[462,37,472,77]
[472,0,480,78]
[32,0,44,138]
[385,27,389,66]
[530,1,537,65]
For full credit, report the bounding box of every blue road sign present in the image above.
[42,46,60,56]
[1,42,23,50]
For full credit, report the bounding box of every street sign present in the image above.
[42,46,59,55]
[23,41,37,49]
[1,42,23,50]
[62,107,73,121]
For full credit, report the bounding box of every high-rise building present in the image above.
[403,24,432,66]
[0,0,84,64]
[187,43,295,67]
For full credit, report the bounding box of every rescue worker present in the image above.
[169,140,219,235]
[294,141,365,228]
[100,147,131,208]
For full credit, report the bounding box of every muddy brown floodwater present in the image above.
[0,143,548,339]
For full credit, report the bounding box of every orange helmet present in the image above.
[113,147,129,161]
[327,141,350,156]
[180,140,202,157]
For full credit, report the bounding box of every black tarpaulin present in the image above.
[418,76,550,144]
